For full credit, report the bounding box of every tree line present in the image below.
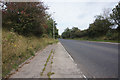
[1,2,59,38]
[62,2,120,41]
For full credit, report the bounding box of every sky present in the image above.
[42,0,119,35]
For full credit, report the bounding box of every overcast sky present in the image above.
[42,0,119,35]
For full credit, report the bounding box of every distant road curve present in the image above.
[59,39,118,78]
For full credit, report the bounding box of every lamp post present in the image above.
[52,12,55,39]
[53,20,54,39]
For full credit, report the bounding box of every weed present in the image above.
[44,63,47,67]
[47,72,55,78]
[51,61,53,64]
[40,49,53,76]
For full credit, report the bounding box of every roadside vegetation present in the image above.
[1,1,59,77]
[2,29,58,77]
[62,2,120,43]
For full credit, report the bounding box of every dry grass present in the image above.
[2,29,58,77]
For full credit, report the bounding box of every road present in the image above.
[59,39,118,78]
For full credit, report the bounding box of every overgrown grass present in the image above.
[2,29,58,78]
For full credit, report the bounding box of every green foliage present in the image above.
[62,27,71,38]
[62,27,80,39]
[71,27,81,38]
[106,30,119,40]
[2,2,45,36]
[87,16,112,38]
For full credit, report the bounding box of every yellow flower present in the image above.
[14,45,16,47]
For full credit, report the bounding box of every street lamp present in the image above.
[52,12,55,39]
[53,20,54,39]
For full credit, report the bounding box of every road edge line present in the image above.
[59,42,74,62]
[59,42,88,79]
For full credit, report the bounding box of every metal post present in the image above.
[53,20,54,39]
[52,12,55,39]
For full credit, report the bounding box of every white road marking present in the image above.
[65,50,88,79]
[60,42,74,62]
[83,74,87,78]
[66,51,74,61]
[66,51,89,79]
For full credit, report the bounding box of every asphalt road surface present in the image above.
[59,39,118,78]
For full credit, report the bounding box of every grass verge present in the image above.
[2,29,58,78]
[68,37,119,43]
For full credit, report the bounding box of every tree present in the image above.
[61,27,81,39]
[87,15,112,38]
[71,27,80,38]
[61,27,71,38]
[110,2,120,31]
[2,2,48,36]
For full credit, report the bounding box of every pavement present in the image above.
[59,39,118,78]
[51,42,83,78]
[10,42,83,78]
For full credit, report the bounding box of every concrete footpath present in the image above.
[51,42,83,78]
[10,42,83,78]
